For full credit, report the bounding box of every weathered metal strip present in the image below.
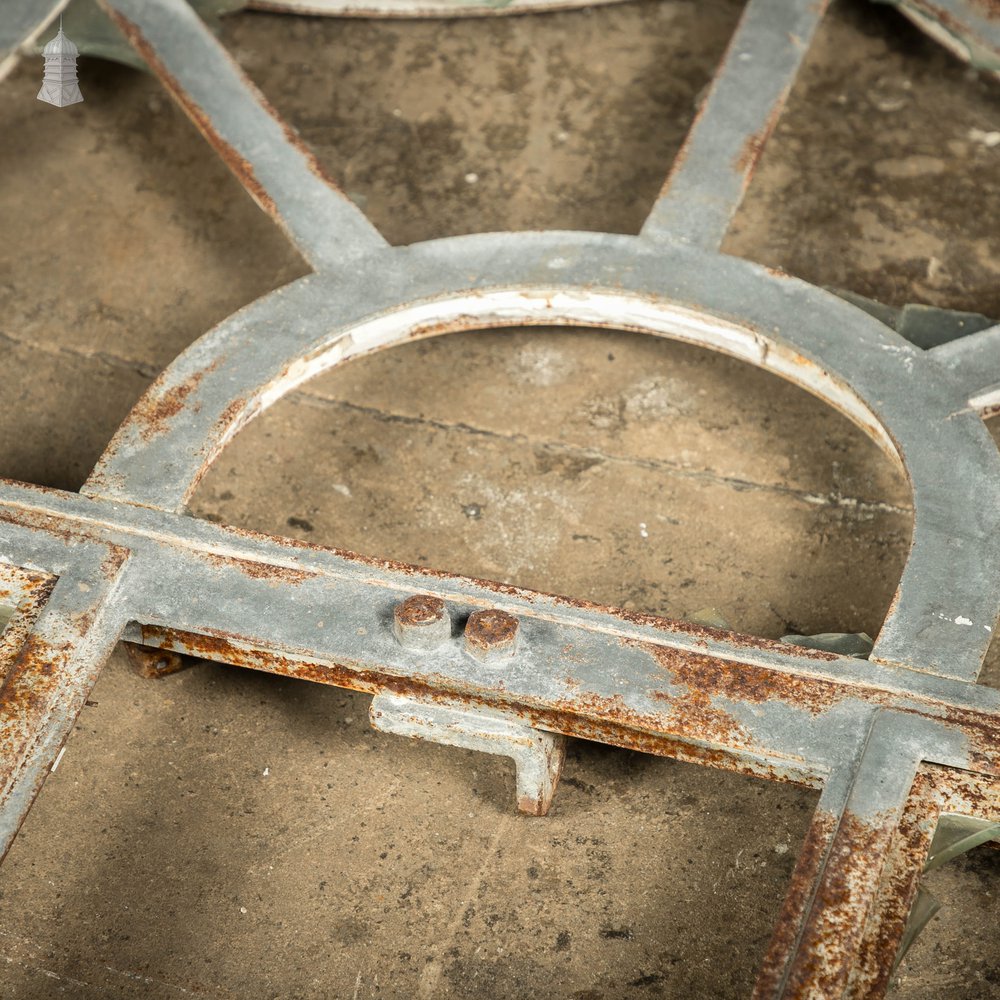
[640,0,829,250]
[9,477,999,707]
[0,550,128,859]
[247,0,629,14]
[95,0,388,270]
[929,323,1000,414]
[370,692,566,815]
[755,713,943,998]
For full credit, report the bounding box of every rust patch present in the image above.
[122,362,217,443]
[733,97,787,178]
[216,397,250,433]
[465,609,519,655]
[124,642,193,680]
[0,633,72,723]
[852,774,939,996]
[755,808,839,995]
[734,127,767,175]
[394,594,446,628]
[782,810,899,997]
[196,550,316,585]
[641,641,846,717]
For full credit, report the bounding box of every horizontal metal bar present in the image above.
[7,481,1000,779]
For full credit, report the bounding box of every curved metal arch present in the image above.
[84,230,1000,680]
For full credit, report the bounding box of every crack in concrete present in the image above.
[291,391,914,518]
[0,328,912,518]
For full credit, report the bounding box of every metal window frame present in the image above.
[3,0,1000,995]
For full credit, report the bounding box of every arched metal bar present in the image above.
[84,230,1000,681]
[246,0,631,15]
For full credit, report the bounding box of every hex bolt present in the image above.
[392,594,450,651]
[464,609,519,663]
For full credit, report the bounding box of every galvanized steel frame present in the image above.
[4,0,1000,995]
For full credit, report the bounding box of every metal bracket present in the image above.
[370,692,566,816]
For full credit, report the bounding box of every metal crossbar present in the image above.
[3,0,1000,995]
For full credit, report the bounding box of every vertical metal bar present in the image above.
[845,776,940,997]
[0,552,128,859]
[640,0,829,251]
[754,713,929,998]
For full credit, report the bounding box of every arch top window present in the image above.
[2,0,1000,996]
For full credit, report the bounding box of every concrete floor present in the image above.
[1,0,1000,996]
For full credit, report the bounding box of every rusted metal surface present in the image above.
[464,608,520,662]
[392,593,451,650]
[123,641,194,679]
[2,0,1000,995]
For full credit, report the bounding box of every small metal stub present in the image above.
[392,594,450,651]
[464,609,519,662]
[369,691,566,816]
[123,641,194,679]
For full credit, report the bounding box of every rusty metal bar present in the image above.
[640,0,829,250]
[755,714,935,997]
[5,0,1000,994]
[97,0,388,271]
[0,551,128,858]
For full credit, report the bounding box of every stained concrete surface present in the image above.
[0,0,999,996]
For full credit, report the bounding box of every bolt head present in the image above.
[464,609,519,662]
[393,595,450,650]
